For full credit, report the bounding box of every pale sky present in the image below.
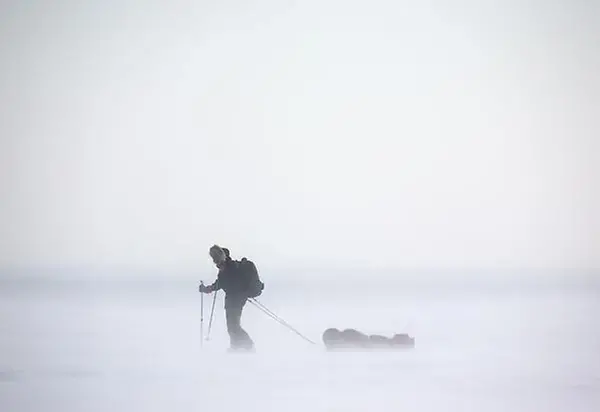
[1,0,598,272]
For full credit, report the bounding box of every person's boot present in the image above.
[227,334,254,352]
[228,344,254,353]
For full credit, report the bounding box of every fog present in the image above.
[1,268,599,412]
[1,3,600,411]
[1,0,598,273]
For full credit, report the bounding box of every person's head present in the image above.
[209,245,227,268]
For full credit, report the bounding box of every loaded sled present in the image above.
[322,328,415,350]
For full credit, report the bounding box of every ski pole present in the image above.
[206,290,218,340]
[200,281,204,347]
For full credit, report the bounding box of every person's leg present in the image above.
[225,297,242,348]
[225,297,253,349]
[236,299,253,349]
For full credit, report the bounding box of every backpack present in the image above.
[238,257,264,298]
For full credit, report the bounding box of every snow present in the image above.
[1,273,599,412]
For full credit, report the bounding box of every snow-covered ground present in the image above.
[1,272,598,412]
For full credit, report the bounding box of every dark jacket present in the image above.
[208,258,247,297]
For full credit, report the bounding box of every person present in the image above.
[199,245,255,351]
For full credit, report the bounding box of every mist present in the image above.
[1,2,599,412]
